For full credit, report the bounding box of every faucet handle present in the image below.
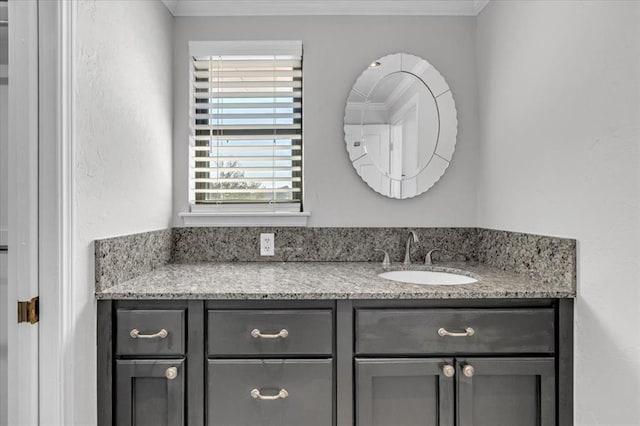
[374,249,391,268]
[425,248,442,265]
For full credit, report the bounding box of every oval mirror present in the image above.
[344,53,458,199]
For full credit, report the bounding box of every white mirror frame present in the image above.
[344,53,458,199]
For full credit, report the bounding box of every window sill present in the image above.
[178,211,311,227]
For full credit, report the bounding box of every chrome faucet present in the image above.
[403,231,419,265]
[374,249,391,268]
[425,248,441,265]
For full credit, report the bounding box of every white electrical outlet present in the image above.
[260,233,275,256]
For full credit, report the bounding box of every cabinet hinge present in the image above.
[17,296,39,324]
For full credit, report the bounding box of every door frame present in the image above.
[37,0,76,424]
[7,0,75,424]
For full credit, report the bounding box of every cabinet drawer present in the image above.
[208,310,333,356]
[208,359,332,426]
[117,309,185,356]
[356,308,555,355]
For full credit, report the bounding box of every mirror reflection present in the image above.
[344,53,458,199]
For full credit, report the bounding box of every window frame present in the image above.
[181,40,309,226]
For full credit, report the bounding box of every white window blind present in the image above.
[189,41,303,211]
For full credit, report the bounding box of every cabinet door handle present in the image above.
[462,364,475,378]
[437,327,475,337]
[165,367,178,380]
[442,364,455,377]
[250,328,289,339]
[250,388,289,400]
[129,328,168,339]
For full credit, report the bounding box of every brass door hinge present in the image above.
[17,296,39,324]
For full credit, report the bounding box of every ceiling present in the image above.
[162,0,490,17]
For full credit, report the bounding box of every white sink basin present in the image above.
[378,270,478,285]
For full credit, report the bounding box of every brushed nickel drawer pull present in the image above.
[442,365,455,377]
[129,328,168,339]
[462,364,475,378]
[165,367,178,380]
[438,327,475,337]
[250,328,289,339]
[250,388,289,400]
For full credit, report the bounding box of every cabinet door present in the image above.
[355,358,454,426]
[456,357,555,426]
[116,359,185,426]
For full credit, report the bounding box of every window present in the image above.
[188,41,304,221]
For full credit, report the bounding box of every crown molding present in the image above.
[162,0,491,17]
[473,0,490,15]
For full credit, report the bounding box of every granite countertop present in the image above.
[95,261,576,300]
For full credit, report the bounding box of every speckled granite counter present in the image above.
[95,261,575,300]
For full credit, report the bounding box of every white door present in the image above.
[1,3,10,423]
[4,1,40,425]
[1,58,9,426]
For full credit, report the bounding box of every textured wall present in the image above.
[172,16,480,227]
[476,2,640,424]
[73,2,640,423]
[73,1,174,423]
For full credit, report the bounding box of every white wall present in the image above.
[172,16,480,227]
[68,3,640,423]
[476,2,640,424]
[73,1,174,423]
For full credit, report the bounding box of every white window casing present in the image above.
[182,40,309,226]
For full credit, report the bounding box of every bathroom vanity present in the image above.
[96,261,574,426]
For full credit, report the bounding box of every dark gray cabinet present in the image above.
[355,308,555,355]
[116,309,185,356]
[115,359,185,426]
[206,303,335,426]
[99,301,204,426]
[355,358,454,426]
[350,299,570,426]
[456,357,555,426]
[98,298,573,426]
[114,307,187,426]
[208,309,333,356]
[355,357,555,426]
[208,359,333,426]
